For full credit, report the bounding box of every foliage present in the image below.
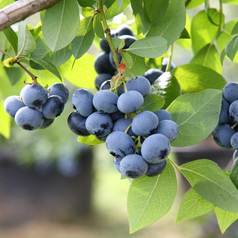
[1,0,238,234]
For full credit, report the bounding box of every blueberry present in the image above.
[4,95,25,117]
[117,90,144,113]
[106,131,135,159]
[161,58,176,72]
[144,68,164,85]
[126,76,151,96]
[94,52,115,75]
[113,118,135,136]
[116,24,134,37]
[229,100,238,123]
[212,124,235,148]
[41,95,64,119]
[48,83,69,104]
[15,106,44,130]
[99,80,111,90]
[113,157,122,173]
[132,111,159,136]
[100,38,111,53]
[141,134,171,164]
[120,154,148,179]
[67,111,90,136]
[109,51,122,69]
[95,73,112,90]
[155,120,179,142]
[223,82,238,103]
[20,84,48,108]
[93,90,118,113]
[154,109,172,121]
[86,112,113,137]
[109,110,125,121]
[146,159,167,177]
[40,117,54,129]
[233,150,238,161]
[119,35,136,49]
[72,89,94,117]
[219,96,230,124]
[231,132,238,150]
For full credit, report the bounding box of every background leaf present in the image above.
[215,207,238,233]
[176,187,214,223]
[141,94,165,112]
[152,72,182,109]
[171,64,226,93]
[180,159,238,213]
[3,27,18,54]
[167,89,222,147]
[127,36,167,58]
[42,0,80,52]
[128,160,177,233]
[224,35,238,61]
[0,100,11,139]
[77,134,104,146]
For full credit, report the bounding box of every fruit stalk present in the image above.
[98,0,119,68]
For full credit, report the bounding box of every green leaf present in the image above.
[121,52,133,68]
[176,187,214,223]
[225,35,238,61]
[42,0,80,52]
[220,49,226,65]
[112,37,123,49]
[186,0,204,9]
[230,157,238,189]
[143,0,169,24]
[116,0,123,10]
[215,207,238,233]
[190,44,222,74]
[191,10,219,54]
[131,0,151,35]
[0,0,14,9]
[77,0,95,7]
[180,159,238,213]
[3,27,18,54]
[171,64,226,93]
[127,36,167,58]
[231,21,238,35]
[178,28,190,39]
[141,94,165,112]
[5,67,24,85]
[146,0,186,46]
[223,0,238,4]
[77,134,104,146]
[72,16,95,59]
[28,57,62,80]
[152,72,182,109]
[82,7,95,17]
[0,100,11,139]
[18,23,36,56]
[0,32,10,59]
[127,160,177,233]
[59,54,97,88]
[93,14,105,39]
[167,89,222,147]
[105,0,130,19]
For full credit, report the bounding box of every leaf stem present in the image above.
[98,0,119,68]
[165,43,174,72]
[167,157,180,171]
[0,48,13,58]
[16,62,37,82]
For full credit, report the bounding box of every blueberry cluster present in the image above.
[212,82,238,154]
[68,75,179,179]
[94,24,136,90]
[4,83,69,130]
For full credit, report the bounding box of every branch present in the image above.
[0,0,63,31]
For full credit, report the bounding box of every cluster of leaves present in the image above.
[1,0,238,235]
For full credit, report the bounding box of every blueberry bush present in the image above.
[1,0,238,234]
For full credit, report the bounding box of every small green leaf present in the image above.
[167,89,222,147]
[190,44,222,74]
[225,35,238,61]
[223,0,238,4]
[77,0,95,7]
[141,94,165,112]
[77,134,104,146]
[171,64,226,93]
[186,0,204,9]
[105,0,130,19]
[127,36,167,58]
[180,159,238,213]
[215,207,238,233]
[82,7,95,17]
[72,16,95,59]
[3,27,18,54]
[146,0,186,46]
[176,187,214,223]
[152,72,182,109]
[0,100,11,139]
[18,23,36,56]
[121,52,133,68]
[59,54,97,88]
[42,0,80,52]
[220,49,226,65]
[230,157,238,189]
[191,10,219,54]
[112,37,123,49]
[231,21,238,35]
[93,14,105,39]
[0,0,14,8]
[28,57,62,80]
[116,0,123,10]
[178,28,190,39]
[128,160,177,233]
